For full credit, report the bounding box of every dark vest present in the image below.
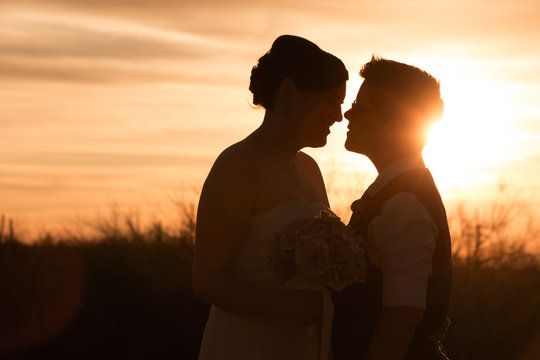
[332,168,452,360]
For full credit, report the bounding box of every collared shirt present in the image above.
[364,153,437,310]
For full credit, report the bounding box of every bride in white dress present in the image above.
[193,35,348,360]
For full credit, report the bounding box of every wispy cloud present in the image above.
[0,10,233,60]
[0,7,248,84]
[0,152,213,168]
[4,0,539,85]
[0,56,243,84]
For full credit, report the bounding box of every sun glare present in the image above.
[421,61,516,192]
[318,59,522,199]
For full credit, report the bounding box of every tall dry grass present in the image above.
[0,186,539,359]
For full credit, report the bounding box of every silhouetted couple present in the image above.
[193,35,452,360]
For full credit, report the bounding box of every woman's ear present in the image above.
[274,77,296,118]
[277,77,296,99]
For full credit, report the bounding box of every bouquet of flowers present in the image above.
[263,210,366,292]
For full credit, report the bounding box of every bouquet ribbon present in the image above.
[319,288,334,360]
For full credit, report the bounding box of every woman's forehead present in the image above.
[326,82,347,100]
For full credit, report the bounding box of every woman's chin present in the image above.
[306,135,328,148]
[344,138,360,153]
[318,136,329,147]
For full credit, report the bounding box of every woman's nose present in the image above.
[344,108,352,120]
[331,106,343,123]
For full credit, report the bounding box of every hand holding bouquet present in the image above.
[264,210,366,292]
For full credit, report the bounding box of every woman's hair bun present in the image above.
[249,35,348,109]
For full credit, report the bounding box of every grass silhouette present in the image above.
[0,189,539,359]
[0,211,208,360]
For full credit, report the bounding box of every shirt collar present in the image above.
[366,153,426,196]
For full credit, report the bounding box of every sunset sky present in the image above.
[1,0,540,235]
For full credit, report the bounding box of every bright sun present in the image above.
[421,61,515,192]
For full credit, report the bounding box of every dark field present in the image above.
[1,201,539,359]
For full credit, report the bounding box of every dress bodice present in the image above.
[233,200,330,289]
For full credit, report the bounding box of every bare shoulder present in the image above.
[296,151,323,176]
[208,140,256,181]
[200,139,259,205]
[217,139,254,166]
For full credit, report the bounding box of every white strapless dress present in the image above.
[198,200,333,360]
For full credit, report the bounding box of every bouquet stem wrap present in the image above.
[306,288,333,360]
[319,288,333,360]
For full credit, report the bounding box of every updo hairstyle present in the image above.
[249,35,348,109]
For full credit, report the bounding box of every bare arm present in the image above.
[366,306,423,360]
[193,147,321,324]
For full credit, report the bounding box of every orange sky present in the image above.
[1,0,540,235]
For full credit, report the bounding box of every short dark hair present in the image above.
[249,35,348,109]
[360,57,444,126]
